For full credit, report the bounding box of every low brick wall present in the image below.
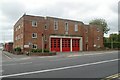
[28,52,56,56]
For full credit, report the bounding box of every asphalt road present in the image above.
[0,50,119,79]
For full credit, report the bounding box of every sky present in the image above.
[0,0,119,43]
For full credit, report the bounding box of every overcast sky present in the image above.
[0,0,119,43]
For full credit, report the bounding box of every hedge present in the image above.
[14,47,21,52]
[31,49,49,53]
[104,42,120,48]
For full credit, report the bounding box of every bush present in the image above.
[31,49,49,53]
[31,49,42,53]
[37,49,42,53]
[14,47,21,52]
[44,49,49,52]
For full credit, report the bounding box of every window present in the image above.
[54,20,58,30]
[45,24,47,30]
[97,37,100,40]
[44,35,47,41]
[86,28,88,33]
[18,25,21,29]
[15,36,17,40]
[18,35,20,40]
[21,22,23,27]
[65,22,68,31]
[32,33,37,38]
[97,28,100,32]
[32,44,37,49]
[32,20,37,27]
[86,37,88,42]
[21,34,23,38]
[21,45,23,49]
[75,23,78,32]
[15,27,17,31]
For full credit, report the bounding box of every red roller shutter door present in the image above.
[72,39,80,51]
[51,38,60,52]
[62,38,70,52]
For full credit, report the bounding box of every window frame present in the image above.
[32,44,37,49]
[97,37,100,40]
[65,22,68,32]
[32,33,37,38]
[54,20,58,30]
[21,34,23,39]
[86,37,88,42]
[44,24,47,30]
[97,28,100,32]
[18,35,20,40]
[44,35,47,41]
[32,20,37,27]
[75,22,78,32]
[15,27,17,31]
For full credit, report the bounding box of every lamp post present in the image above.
[42,33,44,53]
[28,42,32,55]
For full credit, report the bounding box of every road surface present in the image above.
[0,50,119,79]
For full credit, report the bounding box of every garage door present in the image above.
[51,38,60,52]
[72,39,80,51]
[62,38,70,52]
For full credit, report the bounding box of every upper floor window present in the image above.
[32,20,37,27]
[21,22,23,27]
[45,24,47,30]
[15,36,17,41]
[15,27,17,31]
[54,20,58,30]
[65,22,68,31]
[86,37,88,42]
[97,37,100,40]
[32,33,37,38]
[86,28,88,33]
[44,35,47,41]
[21,34,23,39]
[18,35,20,40]
[97,28,100,32]
[18,25,21,29]
[75,23,78,32]
[32,44,37,49]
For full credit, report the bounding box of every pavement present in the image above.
[2,50,118,62]
[0,50,119,79]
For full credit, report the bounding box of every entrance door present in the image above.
[72,39,80,51]
[51,38,60,52]
[62,38,70,52]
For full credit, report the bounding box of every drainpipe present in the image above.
[42,33,44,53]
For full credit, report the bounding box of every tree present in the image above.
[89,19,110,34]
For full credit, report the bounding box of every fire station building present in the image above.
[13,14,104,52]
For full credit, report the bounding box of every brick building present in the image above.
[13,14,104,53]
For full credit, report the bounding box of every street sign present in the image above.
[24,45,29,48]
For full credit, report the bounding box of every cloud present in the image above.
[0,1,26,21]
[0,0,118,42]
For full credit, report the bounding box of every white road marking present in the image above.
[3,53,11,59]
[0,58,119,78]
[2,57,31,62]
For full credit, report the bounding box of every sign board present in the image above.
[24,45,29,48]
